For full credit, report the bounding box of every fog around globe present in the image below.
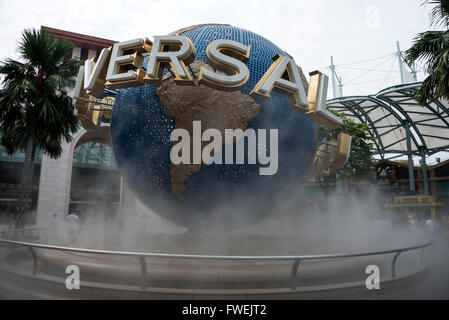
[111,24,318,229]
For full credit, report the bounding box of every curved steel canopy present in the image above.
[326,82,449,160]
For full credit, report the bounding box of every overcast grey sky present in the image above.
[0,0,432,97]
[1,0,446,163]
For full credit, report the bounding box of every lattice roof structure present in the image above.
[327,82,449,160]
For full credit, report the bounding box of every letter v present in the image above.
[84,47,112,97]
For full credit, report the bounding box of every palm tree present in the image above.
[0,29,81,227]
[405,0,449,105]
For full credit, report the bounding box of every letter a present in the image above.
[250,54,309,112]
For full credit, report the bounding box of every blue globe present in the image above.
[111,24,318,229]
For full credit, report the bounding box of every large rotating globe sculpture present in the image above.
[111,24,318,229]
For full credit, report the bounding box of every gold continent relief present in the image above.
[157,60,261,200]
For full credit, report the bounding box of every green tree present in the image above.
[317,112,376,195]
[0,29,81,226]
[405,0,449,105]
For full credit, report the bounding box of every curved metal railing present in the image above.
[0,228,49,244]
[0,228,433,290]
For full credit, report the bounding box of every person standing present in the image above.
[66,212,80,242]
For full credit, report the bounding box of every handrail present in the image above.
[0,229,433,290]
[0,238,433,260]
[0,228,47,235]
[0,228,49,244]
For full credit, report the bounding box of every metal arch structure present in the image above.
[326,96,404,157]
[377,83,449,155]
[326,82,449,194]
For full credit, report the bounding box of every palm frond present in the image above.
[18,29,52,69]
[0,27,80,156]
[404,31,449,66]
[425,0,449,28]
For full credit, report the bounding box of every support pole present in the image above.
[330,56,338,99]
[405,122,416,192]
[338,76,344,97]
[411,63,418,82]
[420,148,429,195]
[330,56,344,99]
[396,41,405,85]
